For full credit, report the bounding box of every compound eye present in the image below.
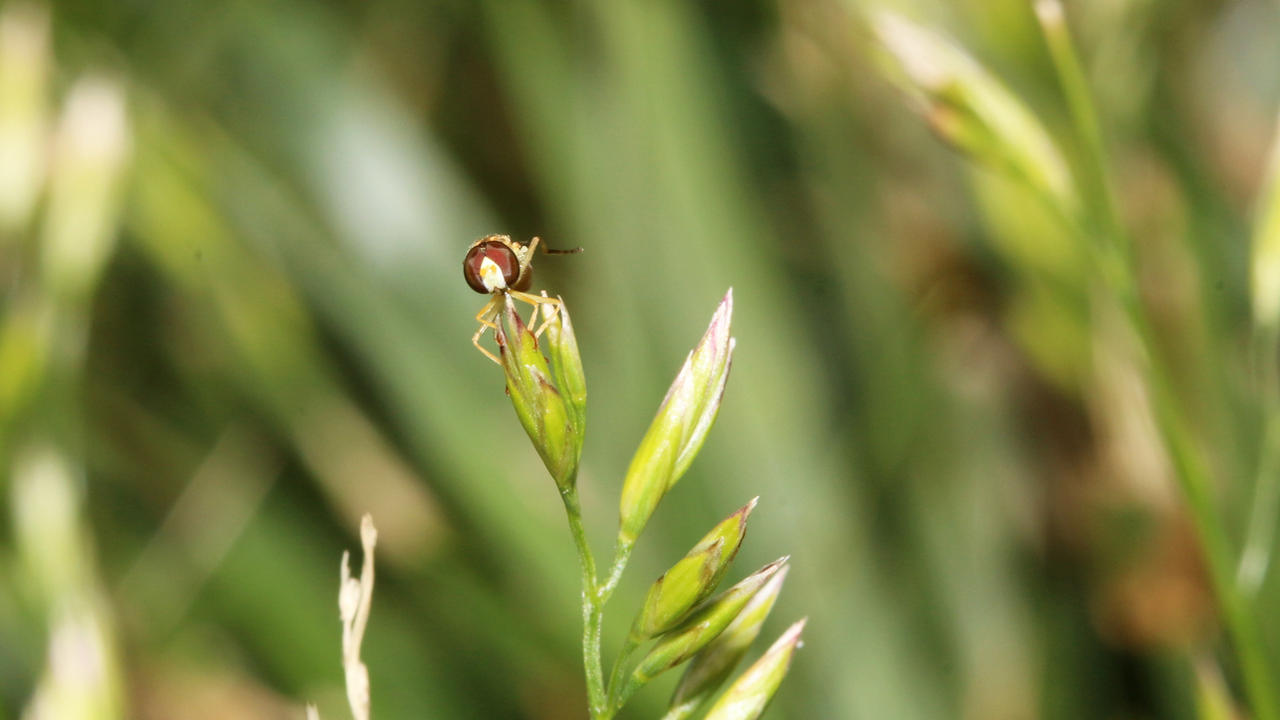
[463,240,521,293]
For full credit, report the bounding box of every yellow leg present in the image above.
[471,329,501,365]
[509,290,562,338]
[471,295,502,365]
[533,293,563,338]
[526,297,540,329]
[474,299,498,326]
[472,291,566,363]
[508,290,560,306]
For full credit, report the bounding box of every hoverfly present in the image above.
[462,234,580,363]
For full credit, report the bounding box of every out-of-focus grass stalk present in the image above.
[873,13,1079,229]
[1241,111,1280,596]
[883,5,1276,715]
[1194,656,1239,720]
[1034,0,1126,261]
[1034,3,1278,717]
[1140,363,1278,720]
[127,109,446,567]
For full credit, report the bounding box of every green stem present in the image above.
[559,490,638,720]
[599,538,634,603]
[560,486,607,719]
[1035,0,1125,255]
[1127,294,1278,720]
[1107,98,1280,720]
[1035,3,1278,716]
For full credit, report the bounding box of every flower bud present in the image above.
[496,295,581,490]
[701,618,807,720]
[634,538,723,640]
[618,290,735,544]
[541,295,586,444]
[667,563,788,719]
[615,557,786,708]
[632,498,757,639]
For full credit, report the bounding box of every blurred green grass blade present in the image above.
[127,104,444,561]
[1194,657,1238,720]
[1033,0,1125,252]
[128,93,581,620]
[124,84,588,716]
[14,0,1279,717]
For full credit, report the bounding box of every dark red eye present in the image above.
[463,240,521,293]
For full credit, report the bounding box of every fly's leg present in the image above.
[509,290,562,338]
[471,295,503,365]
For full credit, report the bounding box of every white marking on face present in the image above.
[479,256,507,292]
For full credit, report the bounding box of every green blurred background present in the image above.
[2,0,1280,717]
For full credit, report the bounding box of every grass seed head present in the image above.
[496,294,582,490]
[617,557,787,708]
[618,290,735,544]
[632,498,758,639]
[669,563,790,717]
[701,618,808,720]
